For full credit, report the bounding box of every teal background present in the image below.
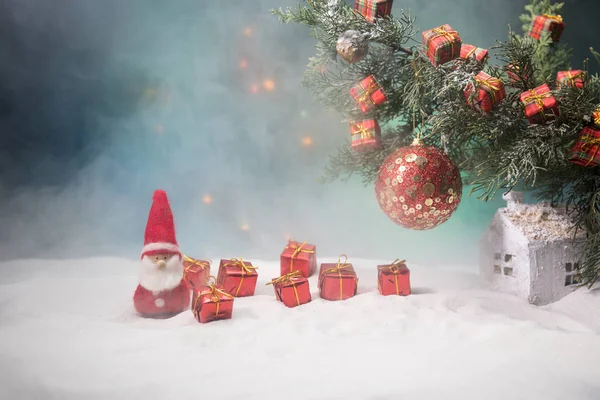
[0,0,597,265]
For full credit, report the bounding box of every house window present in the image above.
[504,254,513,262]
[494,253,501,260]
[564,262,581,286]
[503,267,514,277]
[494,265,501,274]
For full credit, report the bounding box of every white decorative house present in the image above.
[479,191,586,305]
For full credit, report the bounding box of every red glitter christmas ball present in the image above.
[375,141,462,230]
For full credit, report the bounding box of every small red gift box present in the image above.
[267,271,311,308]
[422,24,462,66]
[353,0,393,24]
[350,119,381,152]
[519,84,559,124]
[280,240,316,278]
[593,107,600,128]
[183,255,211,290]
[377,260,410,296]
[192,280,234,323]
[556,70,585,89]
[216,258,258,297]
[464,71,506,113]
[569,126,600,167]
[529,14,565,42]
[459,44,488,63]
[350,75,387,113]
[506,64,531,84]
[318,256,358,301]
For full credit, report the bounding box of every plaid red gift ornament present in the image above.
[569,126,600,167]
[182,255,211,290]
[464,71,506,113]
[422,24,462,66]
[216,258,258,297]
[506,64,531,84]
[593,107,600,128]
[459,44,489,63]
[350,119,381,152]
[349,75,387,113]
[519,84,559,124]
[191,277,234,323]
[267,271,311,308]
[529,14,565,42]
[377,259,410,296]
[354,0,393,23]
[556,70,585,89]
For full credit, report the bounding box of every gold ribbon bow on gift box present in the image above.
[380,259,407,295]
[542,14,563,23]
[351,123,374,140]
[195,276,233,319]
[286,241,315,273]
[593,108,600,126]
[267,270,304,306]
[321,254,354,301]
[580,135,600,166]
[357,79,380,106]
[564,71,584,86]
[225,257,258,296]
[430,26,458,57]
[522,89,553,121]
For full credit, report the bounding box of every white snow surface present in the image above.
[1,257,599,400]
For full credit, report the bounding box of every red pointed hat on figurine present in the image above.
[133,190,190,318]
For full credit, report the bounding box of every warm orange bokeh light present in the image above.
[250,84,259,93]
[263,79,275,91]
[243,27,253,37]
[240,59,248,69]
[203,195,213,205]
[156,124,164,135]
[301,136,313,147]
[241,223,250,231]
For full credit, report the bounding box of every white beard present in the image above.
[139,255,184,293]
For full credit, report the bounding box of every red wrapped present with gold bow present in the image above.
[529,14,565,42]
[216,258,258,297]
[519,84,559,124]
[192,277,234,323]
[506,64,531,84]
[464,71,506,113]
[350,119,381,152]
[280,240,316,278]
[350,75,387,113]
[267,271,311,308]
[556,70,585,89]
[182,255,211,290]
[377,259,410,296]
[422,24,462,66]
[459,44,488,63]
[569,126,600,167]
[318,255,358,301]
[354,0,393,23]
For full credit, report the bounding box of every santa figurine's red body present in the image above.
[133,190,190,318]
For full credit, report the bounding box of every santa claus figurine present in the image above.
[133,189,190,318]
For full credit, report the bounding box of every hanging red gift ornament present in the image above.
[374,139,462,230]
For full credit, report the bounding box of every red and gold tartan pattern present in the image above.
[354,0,393,23]
[556,70,585,89]
[459,44,489,63]
[519,84,559,124]
[422,24,462,66]
[350,119,381,152]
[506,64,531,84]
[349,75,387,113]
[569,127,600,167]
[529,14,565,42]
[464,71,506,113]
